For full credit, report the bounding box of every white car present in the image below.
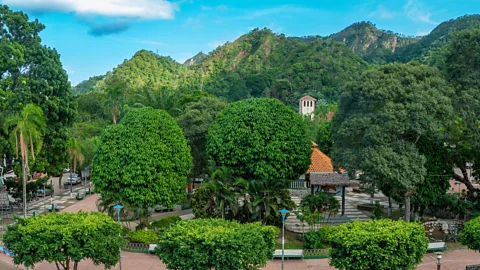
[5,170,16,179]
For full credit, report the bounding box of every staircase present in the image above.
[285,195,371,233]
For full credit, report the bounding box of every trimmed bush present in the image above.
[327,220,428,270]
[155,219,278,270]
[127,230,158,245]
[148,216,181,232]
[461,216,480,251]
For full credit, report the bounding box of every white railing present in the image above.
[290,180,307,189]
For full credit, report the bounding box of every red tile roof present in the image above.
[306,142,335,173]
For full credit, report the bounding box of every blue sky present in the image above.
[2,0,478,85]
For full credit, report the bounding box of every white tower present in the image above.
[299,95,317,120]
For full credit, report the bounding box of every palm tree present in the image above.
[203,167,239,219]
[105,81,124,124]
[67,137,84,193]
[132,86,179,114]
[4,104,46,217]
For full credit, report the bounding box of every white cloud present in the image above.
[201,5,228,12]
[2,0,178,19]
[404,0,439,25]
[243,5,314,19]
[369,5,396,19]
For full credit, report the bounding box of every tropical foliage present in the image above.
[155,219,278,270]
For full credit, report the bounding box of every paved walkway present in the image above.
[0,249,478,269]
[17,183,90,217]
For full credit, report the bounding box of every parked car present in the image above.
[36,188,53,197]
[64,173,81,185]
[5,170,16,179]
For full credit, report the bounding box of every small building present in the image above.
[305,142,351,216]
[299,95,316,120]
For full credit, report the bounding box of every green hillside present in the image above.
[328,21,417,64]
[72,15,480,106]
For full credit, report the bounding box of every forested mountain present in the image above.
[100,50,200,102]
[72,15,480,106]
[71,75,105,95]
[184,52,207,67]
[328,21,417,64]
[195,28,367,104]
[394,15,480,65]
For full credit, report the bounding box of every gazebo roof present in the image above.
[306,142,335,174]
[306,142,350,186]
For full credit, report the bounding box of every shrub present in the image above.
[127,230,158,245]
[304,230,325,249]
[155,219,277,270]
[327,220,428,270]
[461,216,480,251]
[3,212,122,269]
[148,216,181,232]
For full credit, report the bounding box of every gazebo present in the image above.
[306,142,351,216]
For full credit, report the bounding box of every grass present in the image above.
[274,230,303,249]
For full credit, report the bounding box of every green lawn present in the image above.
[274,230,303,249]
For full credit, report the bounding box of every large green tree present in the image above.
[0,5,76,178]
[177,96,227,179]
[92,107,192,220]
[327,220,428,270]
[444,28,480,191]
[332,63,454,221]
[4,212,123,270]
[207,98,311,184]
[155,219,278,270]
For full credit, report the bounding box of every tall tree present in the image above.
[207,98,311,184]
[444,28,480,191]
[4,103,46,217]
[332,63,454,221]
[177,96,227,179]
[92,107,192,222]
[0,5,76,179]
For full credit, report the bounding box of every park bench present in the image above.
[148,244,157,254]
[427,242,447,252]
[273,249,303,259]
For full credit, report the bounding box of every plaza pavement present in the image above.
[0,249,479,269]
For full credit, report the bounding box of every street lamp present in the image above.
[436,252,443,270]
[113,204,123,270]
[279,209,289,270]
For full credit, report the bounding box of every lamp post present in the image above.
[279,209,289,270]
[436,252,443,270]
[113,204,123,270]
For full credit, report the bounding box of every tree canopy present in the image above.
[207,98,311,184]
[332,63,454,221]
[177,96,228,178]
[155,219,278,270]
[92,107,192,210]
[3,212,123,270]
